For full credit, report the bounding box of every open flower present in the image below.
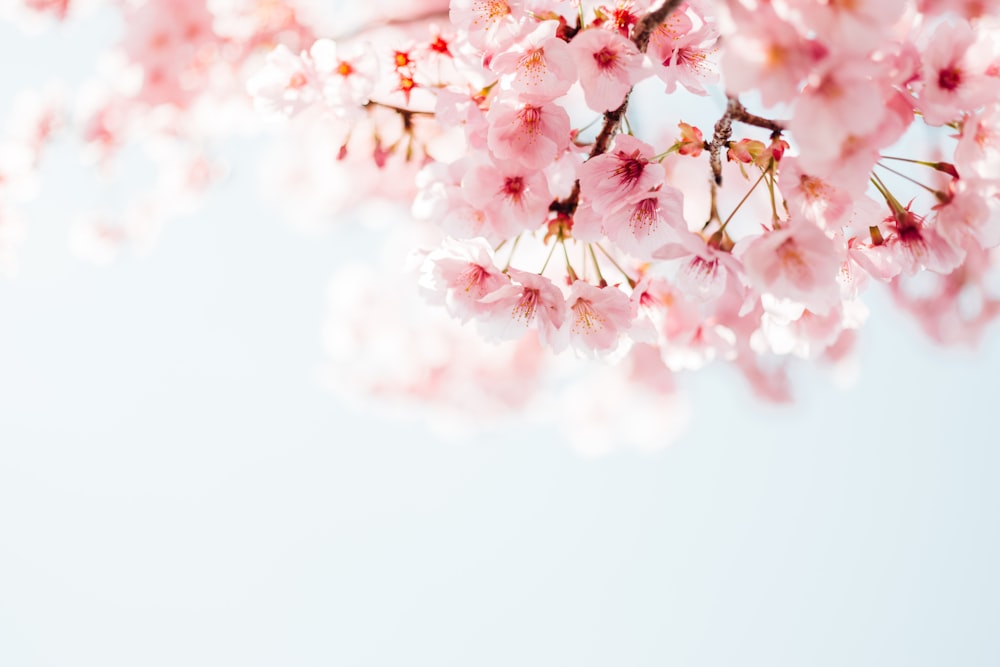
[490,21,577,102]
[739,220,843,315]
[419,237,510,322]
[568,27,646,112]
[478,268,566,347]
[578,134,666,214]
[486,99,571,169]
[555,280,633,356]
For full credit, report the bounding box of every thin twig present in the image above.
[364,100,435,117]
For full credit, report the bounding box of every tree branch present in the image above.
[552,0,685,218]
[709,96,786,186]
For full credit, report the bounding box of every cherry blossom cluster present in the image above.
[4,0,1000,450]
[249,0,1000,398]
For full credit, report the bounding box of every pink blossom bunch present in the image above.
[5,0,1000,448]
[249,1,1000,392]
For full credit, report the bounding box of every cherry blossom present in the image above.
[558,279,633,355]
[419,237,510,321]
[490,20,577,101]
[917,20,997,126]
[578,133,666,214]
[568,26,646,112]
[485,98,571,168]
[478,268,566,346]
[648,5,719,95]
[739,220,843,315]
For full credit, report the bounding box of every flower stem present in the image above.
[587,244,608,287]
[719,167,769,232]
[503,233,522,271]
[595,243,637,288]
[875,162,942,198]
[561,240,579,282]
[539,238,558,275]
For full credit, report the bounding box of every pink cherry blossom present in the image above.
[247,44,319,117]
[853,205,965,279]
[478,267,566,346]
[720,1,826,107]
[917,20,998,126]
[490,20,577,102]
[485,99,571,169]
[463,158,552,237]
[578,133,666,214]
[793,0,909,55]
[310,39,379,115]
[555,280,633,355]
[890,237,1000,345]
[919,0,1000,20]
[739,220,843,315]
[754,297,863,360]
[630,274,704,351]
[419,237,510,322]
[933,177,1000,249]
[778,157,853,229]
[568,27,646,112]
[449,0,526,51]
[655,231,745,303]
[797,91,915,196]
[648,8,719,95]
[790,58,891,167]
[955,103,1000,176]
[434,87,490,150]
[603,184,686,260]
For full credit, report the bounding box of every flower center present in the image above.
[571,299,605,335]
[630,197,659,234]
[612,150,645,188]
[512,289,539,324]
[472,0,510,25]
[501,175,525,203]
[776,237,809,282]
[938,66,962,91]
[593,46,618,70]
[459,264,492,296]
[517,105,541,129]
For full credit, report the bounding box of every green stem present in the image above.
[595,243,637,289]
[875,162,942,197]
[587,245,607,287]
[503,234,522,271]
[719,167,769,233]
[538,238,558,275]
[561,240,579,282]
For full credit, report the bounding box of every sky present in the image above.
[1,6,999,666]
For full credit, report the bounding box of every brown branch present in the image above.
[708,97,738,187]
[709,96,786,186]
[633,0,684,53]
[735,107,785,134]
[552,0,686,218]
